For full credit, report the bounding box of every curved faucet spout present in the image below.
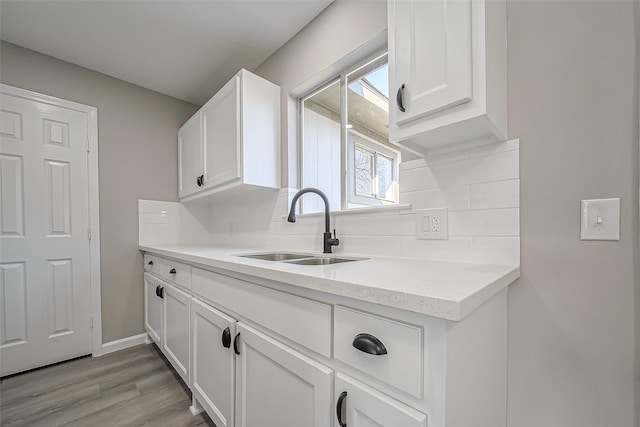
[287,188,339,253]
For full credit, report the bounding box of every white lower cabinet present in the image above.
[234,323,333,427]
[191,298,237,427]
[162,282,191,385]
[336,374,428,427]
[144,273,163,346]
[143,273,191,385]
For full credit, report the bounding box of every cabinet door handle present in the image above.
[396,83,406,112]
[169,268,176,274]
[148,260,153,266]
[196,175,202,187]
[222,327,232,348]
[233,332,241,355]
[352,333,387,355]
[155,285,160,297]
[336,391,347,427]
[196,174,204,187]
[159,287,164,299]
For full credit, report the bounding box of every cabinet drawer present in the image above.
[144,254,163,276]
[161,259,191,289]
[334,306,423,398]
[192,268,331,358]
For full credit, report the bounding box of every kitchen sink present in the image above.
[283,257,357,265]
[238,253,310,261]
[236,252,366,265]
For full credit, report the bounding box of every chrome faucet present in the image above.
[287,188,339,254]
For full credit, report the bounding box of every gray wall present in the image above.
[0,41,198,343]
[507,1,639,426]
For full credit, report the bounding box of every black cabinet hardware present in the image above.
[159,287,164,299]
[196,176,202,187]
[148,260,153,266]
[352,333,387,355]
[233,332,241,355]
[336,391,347,427]
[169,268,176,274]
[155,285,160,297]
[196,174,205,187]
[396,84,406,112]
[222,327,231,348]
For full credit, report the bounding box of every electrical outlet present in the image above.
[415,208,448,240]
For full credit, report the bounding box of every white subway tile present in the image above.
[153,213,169,224]
[139,213,155,225]
[400,186,470,211]
[400,236,474,263]
[400,166,434,192]
[449,208,520,237]
[138,200,155,213]
[335,236,403,257]
[430,150,519,188]
[371,214,415,236]
[472,237,520,265]
[470,179,520,209]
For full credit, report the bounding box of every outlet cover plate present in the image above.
[580,198,620,241]
[416,208,448,240]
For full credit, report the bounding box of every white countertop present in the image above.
[139,244,519,321]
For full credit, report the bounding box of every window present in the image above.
[299,53,400,214]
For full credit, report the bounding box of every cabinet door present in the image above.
[178,113,203,198]
[202,75,241,189]
[144,274,163,347]
[235,323,332,427]
[191,298,237,427]
[162,282,191,385]
[389,0,472,126]
[335,374,427,427]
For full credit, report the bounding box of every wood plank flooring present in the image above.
[0,344,215,427]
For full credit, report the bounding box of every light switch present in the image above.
[580,198,620,241]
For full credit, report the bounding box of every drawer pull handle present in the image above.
[155,285,160,297]
[352,333,387,355]
[148,261,153,266]
[222,327,231,349]
[336,391,347,427]
[233,332,241,355]
[169,268,177,274]
[158,286,164,299]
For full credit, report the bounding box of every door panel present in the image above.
[0,91,92,376]
[191,298,236,427]
[390,0,472,126]
[235,323,332,427]
[144,273,162,346]
[203,76,241,188]
[162,282,190,384]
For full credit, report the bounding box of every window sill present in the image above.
[282,203,413,220]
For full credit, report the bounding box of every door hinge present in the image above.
[90,316,94,329]
[87,228,92,240]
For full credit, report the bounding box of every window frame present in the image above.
[298,51,397,213]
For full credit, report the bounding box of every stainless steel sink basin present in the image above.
[283,257,359,265]
[238,253,310,261]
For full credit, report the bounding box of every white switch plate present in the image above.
[580,198,620,241]
[416,208,448,240]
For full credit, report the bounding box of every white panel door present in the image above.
[235,323,333,427]
[144,273,162,346]
[202,76,241,189]
[191,298,236,427]
[389,0,472,126]
[335,374,428,427]
[161,281,190,385]
[178,113,202,198]
[0,92,92,376]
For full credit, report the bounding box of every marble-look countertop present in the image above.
[139,244,519,321]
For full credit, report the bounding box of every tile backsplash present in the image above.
[139,139,520,265]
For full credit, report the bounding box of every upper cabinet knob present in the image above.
[148,260,153,266]
[169,268,177,274]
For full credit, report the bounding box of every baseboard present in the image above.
[101,333,151,355]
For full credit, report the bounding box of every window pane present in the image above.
[354,146,373,197]
[301,80,341,214]
[376,154,393,200]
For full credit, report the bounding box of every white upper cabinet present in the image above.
[178,69,280,201]
[388,0,507,155]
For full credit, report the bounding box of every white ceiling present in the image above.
[0,0,332,105]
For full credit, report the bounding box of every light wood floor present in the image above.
[0,344,215,427]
